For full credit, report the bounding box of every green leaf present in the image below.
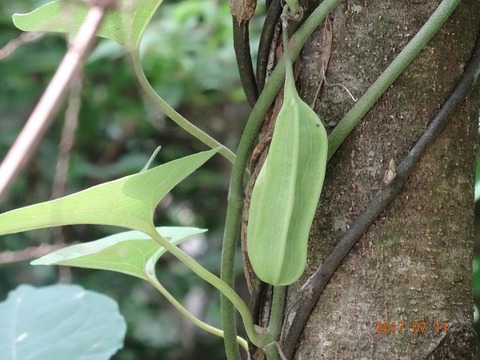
[0,284,126,360]
[31,227,206,281]
[13,0,163,49]
[247,44,328,286]
[0,148,219,236]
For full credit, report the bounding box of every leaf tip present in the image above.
[30,259,46,266]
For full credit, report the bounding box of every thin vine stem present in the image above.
[327,0,462,159]
[264,286,287,359]
[146,265,249,352]
[130,49,236,164]
[146,228,263,347]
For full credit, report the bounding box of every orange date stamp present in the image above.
[375,321,448,335]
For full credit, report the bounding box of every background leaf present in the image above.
[13,0,163,48]
[0,284,126,360]
[31,227,206,281]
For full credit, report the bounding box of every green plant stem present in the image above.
[264,344,281,360]
[266,286,287,357]
[147,228,264,347]
[130,50,236,164]
[146,269,249,352]
[327,0,461,160]
[220,0,342,357]
[284,0,301,16]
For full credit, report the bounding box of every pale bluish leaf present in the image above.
[0,284,126,360]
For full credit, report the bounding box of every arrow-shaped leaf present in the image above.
[0,148,219,236]
[32,226,206,281]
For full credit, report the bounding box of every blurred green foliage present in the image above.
[0,0,260,358]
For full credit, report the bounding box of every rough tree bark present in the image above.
[271,1,480,358]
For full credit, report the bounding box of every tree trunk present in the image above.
[279,1,480,358]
